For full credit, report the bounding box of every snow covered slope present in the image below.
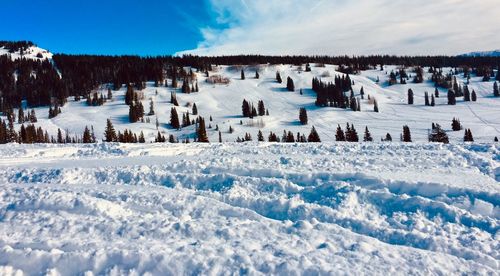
[6,63,500,143]
[0,142,498,274]
[0,45,53,60]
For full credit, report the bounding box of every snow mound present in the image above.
[0,142,498,274]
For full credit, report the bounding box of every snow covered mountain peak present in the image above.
[0,41,52,60]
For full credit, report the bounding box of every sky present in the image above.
[1,0,499,56]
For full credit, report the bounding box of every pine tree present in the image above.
[494,82,499,97]
[257,130,264,142]
[435,87,440,98]
[82,126,92,143]
[148,99,155,116]
[402,125,412,142]
[448,90,456,105]
[197,117,209,143]
[218,131,222,143]
[384,133,392,142]
[374,99,379,113]
[242,99,250,117]
[424,92,430,106]
[463,129,474,142]
[251,105,257,118]
[192,103,198,115]
[299,108,308,125]
[241,69,245,80]
[139,131,145,143]
[107,88,113,100]
[170,107,180,129]
[360,87,365,99]
[464,86,471,102]
[335,124,346,141]
[408,89,414,105]
[104,119,117,142]
[29,109,37,123]
[57,128,64,143]
[257,100,265,116]
[431,94,435,106]
[18,106,24,124]
[276,71,282,83]
[255,70,260,79]
[451,117,462,131]
[471,90,477,102]
[428,124,449,144]
[286,77,295,91]
[363,126,373,142]
[307,126,321,142]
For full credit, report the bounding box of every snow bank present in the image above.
[0,142,498,274]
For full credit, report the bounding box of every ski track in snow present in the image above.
[0,142,498,275]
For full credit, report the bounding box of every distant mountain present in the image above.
[461,50,500,57]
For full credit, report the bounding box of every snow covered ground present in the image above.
[0,142,498,275]
[5,63,500,144]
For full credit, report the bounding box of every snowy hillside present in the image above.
[0,142,498,274]
[0,44,53,61]
[3,59,499,144]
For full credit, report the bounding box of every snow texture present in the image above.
[0,142,498,275]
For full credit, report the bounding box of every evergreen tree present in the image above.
[307,126,321,142]
[57,128,64,143]
[107,88,113,100]
[104,119,117,142]
[431,94,435,106]
[335,124,346,141]
[242,99,250,117]
[218,131,222,143]
[451,117,462,131]
[197,117,209,143]
[424,92,430,106]
[494,81,499,97]
[255,70,260,79]
[139,131,145,143]
[363,126,373,142]
[148,99,155,116]
[251,105,258,118]
[384,133,392,142]
[257,100,265,116]
[286,77,295,91]
[374,99,379,113]
[18,106,24,124]
[447,90,456,105]
[299,108,308,125]
[428,124,449,144]
[257,130,264,142]
[125,85,134,105]
[464,86,470,102]
[463,129,474,142]
[192,103,198,115]
[435,87,440,98]
[82,126,92,143]
[360,86,365,99]
[471,90,477,102]
[241,69,245,80]
[276,71,282,83]
[408,89,414,105]
[170,107,180,129]
[29,109,37,123]
[402,125,412,142]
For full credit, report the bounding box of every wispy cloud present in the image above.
[181,0,500,56]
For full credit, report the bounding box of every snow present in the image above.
[4,63,499,144]
[0,142,498,274]
[0,45,53,61]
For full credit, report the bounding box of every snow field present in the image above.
[0,142,498,275]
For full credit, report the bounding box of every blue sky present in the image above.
[0,0,216,55]
[2,0,499,56]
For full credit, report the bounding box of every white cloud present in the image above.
[181,0,500,56]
